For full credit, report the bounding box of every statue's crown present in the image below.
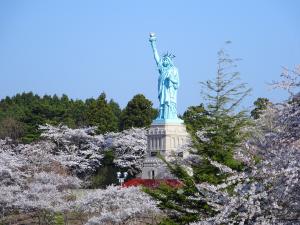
[163,52,175,59]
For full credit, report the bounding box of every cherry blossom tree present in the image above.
[39,124,147,176]
[0,138,81,224]
[74,185,160,225]
[271,65,300,97]
[0,125,150,224]
[105,128,147,174]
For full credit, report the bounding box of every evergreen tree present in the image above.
[194,42,252,170]
[108,99,122,123]
[120,94,157,130]
[86,92,119,134]
[68,99,88,127]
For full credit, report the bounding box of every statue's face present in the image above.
[162,57,171,67]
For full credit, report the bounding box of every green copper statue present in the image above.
[149,33,182,123]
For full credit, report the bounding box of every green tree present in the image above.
[68,99,88,127]
[86,92,119,134]
[250,97,271,119]
[90,150,121,188]
[182,104,208,134]
[194,42,252,171]
[108,99,122,123]
[120,94,157,130]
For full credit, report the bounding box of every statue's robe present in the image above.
[157,64,179,119]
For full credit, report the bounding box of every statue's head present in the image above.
[162,53,175,67]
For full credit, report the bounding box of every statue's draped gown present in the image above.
[157,62,179,119]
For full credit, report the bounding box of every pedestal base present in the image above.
[141,121,189,179]
[141,157,174,179]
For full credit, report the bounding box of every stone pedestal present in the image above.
[141,121,189,179]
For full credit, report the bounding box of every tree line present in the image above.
[0,92,157,142]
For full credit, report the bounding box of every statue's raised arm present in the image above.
[149,33,160,66]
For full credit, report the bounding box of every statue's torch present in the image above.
[149,32,157,42]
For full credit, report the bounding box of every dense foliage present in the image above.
[120,94,158,130]
[0,92,156,142]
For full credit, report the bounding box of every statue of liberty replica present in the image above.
[149,32,182,123]
[141,33,189,180]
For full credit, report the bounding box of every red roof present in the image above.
[123,178,182,188]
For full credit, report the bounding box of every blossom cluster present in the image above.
[39,124,147,176]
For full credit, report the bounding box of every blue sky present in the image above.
[0,0,299,113]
